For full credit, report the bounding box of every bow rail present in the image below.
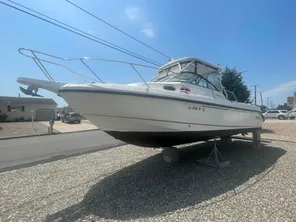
[18,48,159,88]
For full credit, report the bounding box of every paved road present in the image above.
[0,130,124,172]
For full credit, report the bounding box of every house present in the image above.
[0,96,57,121]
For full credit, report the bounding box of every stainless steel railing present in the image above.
[223,88,238,101]
[18,48,158,88]
[19,48,238,101]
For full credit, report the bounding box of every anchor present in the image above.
[19,85,43,97]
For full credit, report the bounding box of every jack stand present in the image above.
[197,139,230,169]
[252,130,261,149]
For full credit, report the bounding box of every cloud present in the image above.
[123,5,155,38]
[141,28,155,38]
[124,5,142,22]
[264,80,296,98]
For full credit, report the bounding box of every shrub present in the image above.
[14,117,20,122]
[0,113,8,122]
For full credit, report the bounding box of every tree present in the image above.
[276,104,292,111]
[221,67,250,103]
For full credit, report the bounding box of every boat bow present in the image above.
[17,77,66,95]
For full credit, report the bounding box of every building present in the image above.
[0,96,57,121]
[287,96,294,107]
[287,92,296,109]
[294,92,296,109]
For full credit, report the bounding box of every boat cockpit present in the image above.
[152,58,222,90]
[150,57,237,100]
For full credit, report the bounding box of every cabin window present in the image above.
[181,62,195,72]
[197,78,208,88]
[168,65,181,75]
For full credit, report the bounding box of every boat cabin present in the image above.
[151,57,232,100]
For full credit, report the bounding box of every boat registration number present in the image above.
[188,105,205,112]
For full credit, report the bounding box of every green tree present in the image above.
[221,67,251,103]
[276,104,292,111]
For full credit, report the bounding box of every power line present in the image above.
[65,0,171,59]
[1,0,161,67]
[6,0,161,66]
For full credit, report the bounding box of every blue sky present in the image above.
[1,0,296,107]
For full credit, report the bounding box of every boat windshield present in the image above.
[151,60,222,91]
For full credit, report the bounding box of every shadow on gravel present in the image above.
[261,128,274,134]
[45,141,286,221]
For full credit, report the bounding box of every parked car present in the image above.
[288,110,296,120]
[263,110,289,120]
[56,110,66,120]
[61,112,82,123]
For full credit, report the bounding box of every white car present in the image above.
[288,110,296,120]
[263,110,289,120]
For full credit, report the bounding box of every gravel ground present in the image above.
[237,120,296,142]
[261,121,296,142]
[0,138,295,221]
[1,121,296,221]
[0,122,59,139]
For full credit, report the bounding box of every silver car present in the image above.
[263,110,289,120]
[61,112,82,123]
[288,110,296,120]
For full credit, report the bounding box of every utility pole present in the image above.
[266,97,270,109]
[251,85,260,105]
[259,91,263,106]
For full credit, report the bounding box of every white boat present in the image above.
[17,48,264,147]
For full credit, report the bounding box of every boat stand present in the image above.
[197,139,230,169]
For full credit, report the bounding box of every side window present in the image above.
[189,74,219,91]
[191,77,201,85]
[21,106,25,112]
[198,79,208,88]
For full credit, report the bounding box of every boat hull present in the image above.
[59,89,263,147]
[105,129,260,147]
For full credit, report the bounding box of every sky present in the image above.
[1,0,296,107]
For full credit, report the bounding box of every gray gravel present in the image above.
[0,122,59,139]
[0,140,295,221]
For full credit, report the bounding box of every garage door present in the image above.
[36,109,54,121]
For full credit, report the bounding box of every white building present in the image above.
[287,91,296,109]
[0,96,57,121]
